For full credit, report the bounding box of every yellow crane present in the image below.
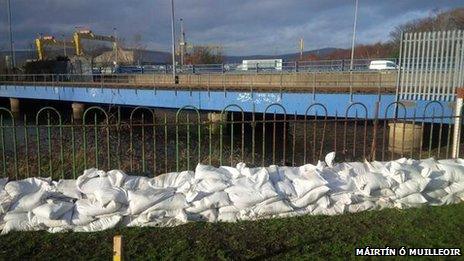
[35,36,73,60]
[73,29,117,56]
[35,29,118,60]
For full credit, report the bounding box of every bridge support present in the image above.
[9,98,20,120]
[72,102,85,122]
[208,112,227,135]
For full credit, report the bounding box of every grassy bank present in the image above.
[0,204,463,259]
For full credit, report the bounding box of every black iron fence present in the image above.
[0,101,461,180]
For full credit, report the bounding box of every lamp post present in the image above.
[113,27,118,66]
[170,0,177,83]
[349,0,359,72]
[62,34,67,57]
[349,0,359,101]
[6,0,16,71]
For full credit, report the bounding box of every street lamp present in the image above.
[6,0,16,71]
[170,0,177,84]
[113,27,118,66]
[349,0,359,101]
[349,0,359,72]
[62,34,67,57]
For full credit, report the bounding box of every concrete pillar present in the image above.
[72,102,85,122]
[208,112,227,135]
[388,122,422,154]
[9,98,19,120]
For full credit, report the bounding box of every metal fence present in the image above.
[397,30,464,101]
[114,58,398,74]
[0,100,462,180]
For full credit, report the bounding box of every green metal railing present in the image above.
[0,101,462,180]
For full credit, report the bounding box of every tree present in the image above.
[184,46,224,64]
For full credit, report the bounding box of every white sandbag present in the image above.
[225,181,278,209]
[70,206,94,226]
[291,186,330,208]
[253,198,293,217]
[277,166,303,181]
[1,218,44,235]
[186,191,230,214]
[195,164,236,181]
[315,195,331,209]
[123,176,151,191]
[73,215,122,232]
[347,200,377,213]
[418,157,439,171]
[93,186,128,205]
[9,189,48,213]
[194,178,229,194]
[325,152,336,167]
[53,180,81,199]
[0,178,7,191]
[150,171,194,189]
[439,193,462,205]
[353,172,392,196]
[106,169,128,187]
[128,209,187,227]
[394,177,430,198]
[0,190,12,215]
[5,177,51,199]
[217,211,238,222]
[444,182,464,199]
[274,178,297,199]
[424,189,448,200]
[127,187,175,215]
[198,209,218,222]
[397,193,427,205]
[75,199,122,217]
[437,162,464,183]
[30,210,72,228]
[292,171,328,198]
[3,211,28,222]
[32,200,74,220]
[76,170,112,196]
[143,193,187,212]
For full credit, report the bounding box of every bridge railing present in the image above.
[0,71,397,91]
[130,58,398,74]
[0,101,461,180]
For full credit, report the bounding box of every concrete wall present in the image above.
[128,71,397,90]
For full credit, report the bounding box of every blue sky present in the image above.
[0,0,462,55]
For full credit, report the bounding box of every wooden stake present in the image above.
[113,235,123,261]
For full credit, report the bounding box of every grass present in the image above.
[0,203,463,260]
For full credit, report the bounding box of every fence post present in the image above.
[113,235,123,261]
[452,88,464,158]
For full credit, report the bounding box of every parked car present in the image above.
[369,60,398,70]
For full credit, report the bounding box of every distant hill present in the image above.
[223,48,340,63]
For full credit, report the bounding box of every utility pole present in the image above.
[299,38,304,60]
[179,18,186,66]
[113,27,118,67]
[170,0,177,83]
[6,0,16,70]
[349,0,359,101]
[62,34,67,57]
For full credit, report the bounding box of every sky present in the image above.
[0,0,462,56]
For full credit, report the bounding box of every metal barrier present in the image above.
[0,101,461,180]
[0,71,397,92]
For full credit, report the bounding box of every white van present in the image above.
[369,60,398,70]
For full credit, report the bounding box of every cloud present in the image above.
[0,0,462,55]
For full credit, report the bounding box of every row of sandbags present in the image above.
[0,153,463,234]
